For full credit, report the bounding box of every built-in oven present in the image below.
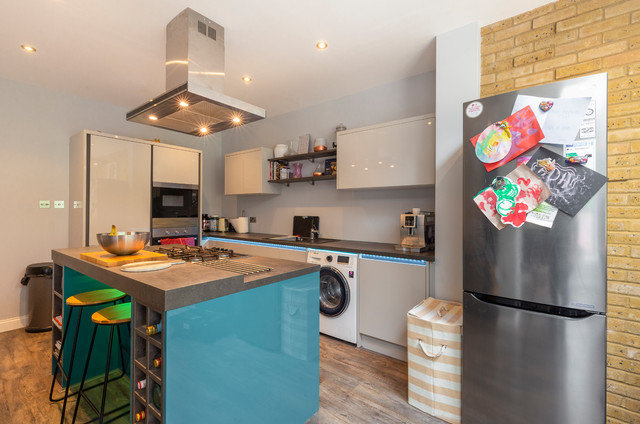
[151,183,199,245]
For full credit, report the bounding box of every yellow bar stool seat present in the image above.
[72,302,132,424]
[66,288,126,307]
[50,288,127,424]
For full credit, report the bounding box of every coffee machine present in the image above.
[395,209,435,253]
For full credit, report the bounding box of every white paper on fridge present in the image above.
[525,201,558,228]
[511,95,591,145]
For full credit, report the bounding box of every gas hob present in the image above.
[155,245,272,275]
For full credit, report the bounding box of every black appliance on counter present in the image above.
[293,216,319,239]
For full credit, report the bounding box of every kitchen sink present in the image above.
[264,236,337,244]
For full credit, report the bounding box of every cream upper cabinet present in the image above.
[153,145,200,186]
[337,115,435,190]
[225,147,280,195]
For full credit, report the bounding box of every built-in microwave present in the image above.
[152,183,199,218]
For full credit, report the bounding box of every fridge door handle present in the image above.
[418,339,447,359]
[468,292,601,319]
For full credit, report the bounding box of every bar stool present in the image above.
[49,288,127,424]
[72,302,131,424]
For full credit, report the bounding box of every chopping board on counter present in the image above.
[81,250,168,267]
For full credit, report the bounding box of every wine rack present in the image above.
[132,300,163,423]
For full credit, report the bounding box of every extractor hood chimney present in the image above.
[126,8,266,136]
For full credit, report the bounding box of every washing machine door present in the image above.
[319,266,350,317]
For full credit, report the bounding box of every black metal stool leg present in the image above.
[49,305,74,402]
[71,324,99,424]
[59,307,84,424]
[98,325,115,424]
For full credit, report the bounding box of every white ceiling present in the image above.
[1,0,554,119]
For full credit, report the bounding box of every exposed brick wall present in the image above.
[480,1,640,423]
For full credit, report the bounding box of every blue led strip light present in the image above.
[201,237,307,252]
[359,253,427,266]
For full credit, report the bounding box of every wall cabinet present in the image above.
[358,254,429,361]
[337,114,436,190]
[225,147,280,195]
[153,145,200,186]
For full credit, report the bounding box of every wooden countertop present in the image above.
[52,246,320,312]
[202,232,435,262]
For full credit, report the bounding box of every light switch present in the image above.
[73,200,83,209]
[54,200,64,209]
[39,200,50,209]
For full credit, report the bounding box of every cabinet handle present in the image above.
[418,339,446,359]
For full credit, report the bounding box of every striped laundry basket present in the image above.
[407,297,462,424]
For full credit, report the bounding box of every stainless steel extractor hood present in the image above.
[126,8,266,136]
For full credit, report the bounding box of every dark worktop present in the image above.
[202,231,435,262]
[52,246,320,312]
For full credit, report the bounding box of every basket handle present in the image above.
[437,305,449,317]
[418,339,446,359]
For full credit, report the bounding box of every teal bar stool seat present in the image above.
[49,288,127,424]
[72,302,132,424]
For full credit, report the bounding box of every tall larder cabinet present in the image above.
[69,131,152,247]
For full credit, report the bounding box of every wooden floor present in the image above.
[0,329,446,423]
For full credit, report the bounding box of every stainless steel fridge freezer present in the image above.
[461,73,608,424]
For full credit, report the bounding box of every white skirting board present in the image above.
[0,315,28,333]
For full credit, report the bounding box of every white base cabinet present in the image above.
[337,115,435,190]
[358,254,429,361]
[225,147,281,195]
[202,238,307,262]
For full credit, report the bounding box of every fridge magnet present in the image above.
[511,95,591,144]
[525,202,559,228]
[465,101,484,118]
[564,138,596,171]
[470,105,544,172]
[539,101,554,112]
[474,121,512,163]
[526,147,608,216]
[473,166,551,229]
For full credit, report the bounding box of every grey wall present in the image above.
[220,71,436,243]
[0,77,223,329]
[434,23,480,302]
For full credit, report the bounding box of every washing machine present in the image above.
[307,249,358,344]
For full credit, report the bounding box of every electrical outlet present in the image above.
[73,200,83,209]
[39,200,50,209]
[250,217,256,223]
[54,200,65,209]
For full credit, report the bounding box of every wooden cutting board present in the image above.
[81,250,168,267]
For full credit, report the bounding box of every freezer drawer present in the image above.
[462,292,605,424]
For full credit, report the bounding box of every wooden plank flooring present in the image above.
[0,329,446,423]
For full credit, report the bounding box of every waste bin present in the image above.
[407,297,463,424]
[20,262,53,333]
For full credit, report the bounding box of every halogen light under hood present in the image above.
[126,8,265,136]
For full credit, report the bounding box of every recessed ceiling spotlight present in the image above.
[242,76,252,83]
[21,44,36,53]
[149,115,158,121]
[179,101,189,107]
[316,41,328,50]
[200,127,209,134]
[232,117,241,124]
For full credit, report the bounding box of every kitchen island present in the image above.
[51,246,320,424]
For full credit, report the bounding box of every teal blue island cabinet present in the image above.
[52,247,320,424]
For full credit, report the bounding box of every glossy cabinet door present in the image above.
[337,115,435,190]
[224,147,280,195]
[358,255,429,353]
[152,145,200,186]
[89,134,151,241]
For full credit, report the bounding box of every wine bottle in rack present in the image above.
[135,410,146,422]
[153,357,162,368]
[137,379,147,390]
[146,322,162,335]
